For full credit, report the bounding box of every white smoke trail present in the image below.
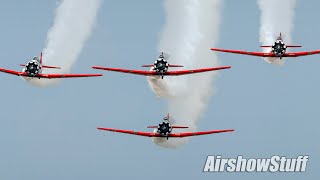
[149,0,223,148]
[258,0,297,65]
[26,0,102,87]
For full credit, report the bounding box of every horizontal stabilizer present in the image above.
[42,65,61,69]
[286,45,302,48]
[141,64,154,67]
[147,125,189,129]
[260,45,302,48]
[19,64,61,69]
[168,64,184,67]
[260,46,272,48]
[172,126,189,128]
[141,64,184,68]
[147,126,158,128]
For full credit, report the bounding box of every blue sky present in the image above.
[0,0,318,179]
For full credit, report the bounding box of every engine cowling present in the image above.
[271,41,286,57]
[153,58,169,73]
[157,120,172,136]
[24,60,41,77]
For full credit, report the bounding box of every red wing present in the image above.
[97,127,156,137]
[0,68,26,76]
[92,66,157,76]
[283,50,320,57]
[92,66,230,77]
[98,127,234,138]
[0,68,102,79]
[165,66,231,76]
[35,73,102,79]
[168,129,234,138]
[211,48,275,57]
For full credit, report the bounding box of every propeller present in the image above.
[25,60,41,77]
[271,40,286,58]
[153,58,169,74]
[157,120,173,138]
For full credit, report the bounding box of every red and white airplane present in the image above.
[211,32,320,59]
[0,52,102,79]
[92,52,231,79]
[97,113,234,140]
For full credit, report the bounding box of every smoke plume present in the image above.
[258,0,297,65]
[26,0,102,87]
[149,0,223,148]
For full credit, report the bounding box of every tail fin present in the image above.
[160,52,170,59]
[40,52,61,69]
[276,32,283,41]
[40,52,43,65]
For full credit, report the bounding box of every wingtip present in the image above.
[92,66,108,71]
[85,73,103,76]
[215,129,235,133]
[92,66,105,69]
[218,66,232,69]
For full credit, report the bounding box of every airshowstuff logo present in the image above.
[203,155,309,172]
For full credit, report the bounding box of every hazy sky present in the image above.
[0,0,318,179]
